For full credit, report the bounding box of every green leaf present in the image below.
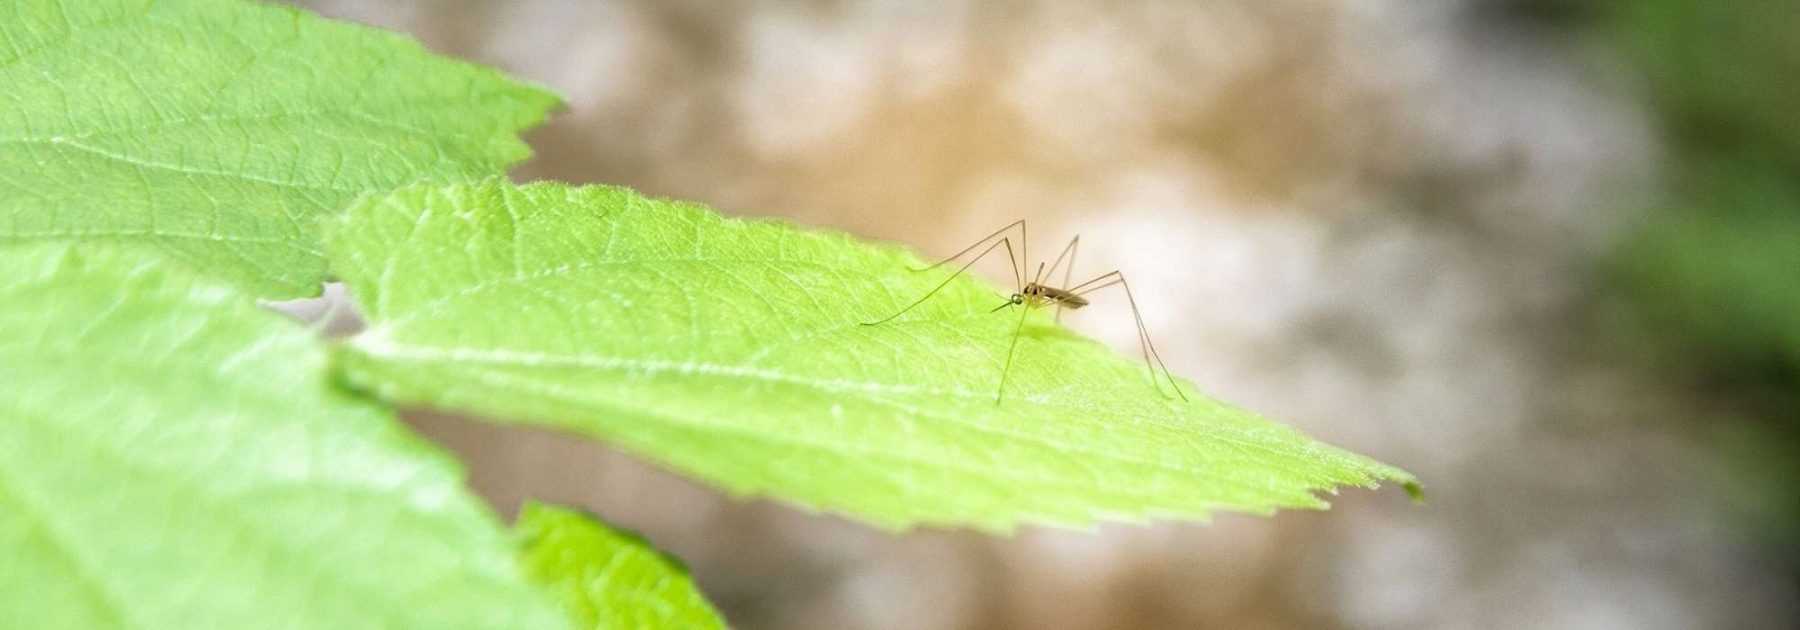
[328,180,1418,532]
[0,243,567,630]
[0,0,558,299]
[517,502,727,630]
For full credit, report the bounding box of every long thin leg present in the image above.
[863,237,1019,325]
[1061,237,1077,317]
[1068,273,1143,364]
[1038,236,1080,323]
[995,299,1033,404]
[1065,268,1117,294]
[910,220,1026,291]
[1077,274,1156,387]
[1069,271,1189,402]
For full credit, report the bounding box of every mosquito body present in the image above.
[861,220,1188,404]
[1001,282,1089,310]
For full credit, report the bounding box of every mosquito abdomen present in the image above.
[1025,283,1089,309]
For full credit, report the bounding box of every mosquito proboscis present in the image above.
[860,220,1189,404]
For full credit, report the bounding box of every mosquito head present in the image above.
[990,293,1026,313]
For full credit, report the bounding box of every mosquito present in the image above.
[861,220,1189,404]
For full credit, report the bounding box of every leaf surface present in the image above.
[518,503,726,630]
[330,181,1418,531]
[0,243,566,630]
[0,0,557,298]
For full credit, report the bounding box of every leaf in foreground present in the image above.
[0,244,565,630]
[329,181,1418,531]
[0,0,558,298]
[518,502,726,630]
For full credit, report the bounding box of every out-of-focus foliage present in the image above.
[0,243,567,630]
[1612,1,1800,160]
[1609,0,1800,365]
[0,0,557,298]
[326,180,1417,532]
[1616,161,1800,365]
[1604,0,1800,554]
[518,503,727,629]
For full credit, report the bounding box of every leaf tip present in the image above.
[1402,480,1427,504]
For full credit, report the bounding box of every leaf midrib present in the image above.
[349,338,1367,506]
[358,307,1363,483]
[366,255,980,333]
[0,94,527,148]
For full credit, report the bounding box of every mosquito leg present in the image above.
[1063,237,1078,293]
[1070,271,1189,402]
[1076,273,1155,385]
[863,237,1016,326]
[999,237,1023,294]
[995,298,1033,404]
[1038,235,1080,323]
[910,219,1026,280]
[906,220,1026,296]
[1067,272,1154,385]
[1064,268,1117,294]
[1040,235,1079,282]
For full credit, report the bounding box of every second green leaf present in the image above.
[328,180,1415,531]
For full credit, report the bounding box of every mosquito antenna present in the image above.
[995,295,1033,404]
[863,237,1016,326]
[1071,271,1189,402]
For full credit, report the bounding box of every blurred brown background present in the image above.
[295,1,1800,628]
